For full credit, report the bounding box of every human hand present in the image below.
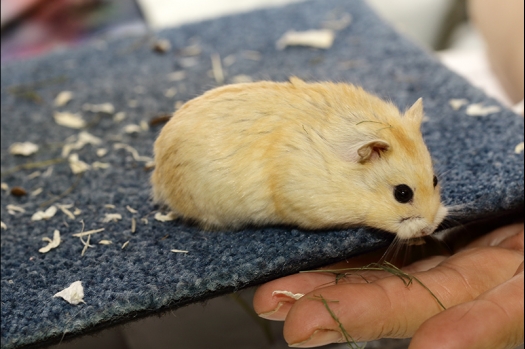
[253,223,524,348]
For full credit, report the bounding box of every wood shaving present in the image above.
[449,98,468,110]
[26,171,42,179]
[168,71,186,81]
[54,111,86,129]
[96,148,108,157]
[105,204,115,209]
[223,54,236,67]
[9,142,39,156]
[62,131,102,157]
[211,53,224,85]
[241,50,261,61]
[99,240,112,245]
[123,124,142,134]
[140,120,149,131]
[113,143,153,162]
[1,183,8,191]
[72,228,104,237]
[73,208,82,215]
[54,91,74,107]
[1,221,6,230]
[515,142,524,154]
[231,75,253,84]
[80,234,93,256]
[102,213,122,223]
[178,45,201,56]
[30,187,43,196]
[164,88,177,98]
[121,240,130,249]
[141,217,148,224]
[131,217,136,233]
[276,29,335,50]
[7,204,25,214]
[465,103,501,116]
[113,111,127,122]
[68,154,90,174]
[92,161,110,169]
[82,102,115,114]
[155,212,175,222]
[126,205,138,214]
[57,204,75,220]
[39,229,61,253]
[272,290,304,300]
[54,281,85,305]
[322,13,352,30]
[42,166,54,178]
[31,206,57,221]
[171,249,189,254]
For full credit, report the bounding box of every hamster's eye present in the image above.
[394,184,413,203]
[433,175,438,188]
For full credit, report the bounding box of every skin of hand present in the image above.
[253,223,524,348]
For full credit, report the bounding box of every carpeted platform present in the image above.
[1,0,523,348]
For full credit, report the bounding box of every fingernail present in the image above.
[257,302,286,320]
[289,329,342,347]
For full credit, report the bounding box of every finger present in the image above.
[410,263,524,349]
[282,247,522,347]
[253,250,445,321]
[466,223,523,250]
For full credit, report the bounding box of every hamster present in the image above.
[151,77,447,239]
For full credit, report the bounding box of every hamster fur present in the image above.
[151,77,447,239]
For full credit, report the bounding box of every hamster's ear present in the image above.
[405,98,424,126]
[341,139,390,163]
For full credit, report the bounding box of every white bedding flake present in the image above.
[121,240,130,249]
[62,131,102,157]
[31,206,57,221]
[7,204,25,215]
[1,221,6,230]
[82,102,115,114]
[276,29,335,50]
[9,142,39,156]
[1,183,8,191]
[53,281,85,305]
[26,171,41,180]
[164,87,177,98]
[140,120,149,131]
[72,228,105,237]
[99,240,113,245]
[30,187,43,196]
[102,213,122,223]
[466,103,501,116]
[54,111,86,129]
[91,161,110,170]
[68,154,91,174]
[39,229,61,253]
[168,71,186,81]
[54,91,74,107]
[57,204,75,220]
[96,148,108,157]
[104,204,116,209]
[131,217,136,233]
[211,53,224,85]
[80,234,93,256]
[126,205,138,214]
[449,98,469,110]
[272,290,305,300]
[154,212,175,222]
[223,54,236,67]
[515,142,524,154]
[171,249,189,254]
[42,166,54,178]
[123,124,142,134]
[113,143,153,162]
[73,208,82,215]
[113,111,127,122]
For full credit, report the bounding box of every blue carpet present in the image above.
[1,0,523,348]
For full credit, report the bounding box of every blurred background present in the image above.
[1,0,521,348]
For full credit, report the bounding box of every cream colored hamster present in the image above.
[151,77,447,239]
